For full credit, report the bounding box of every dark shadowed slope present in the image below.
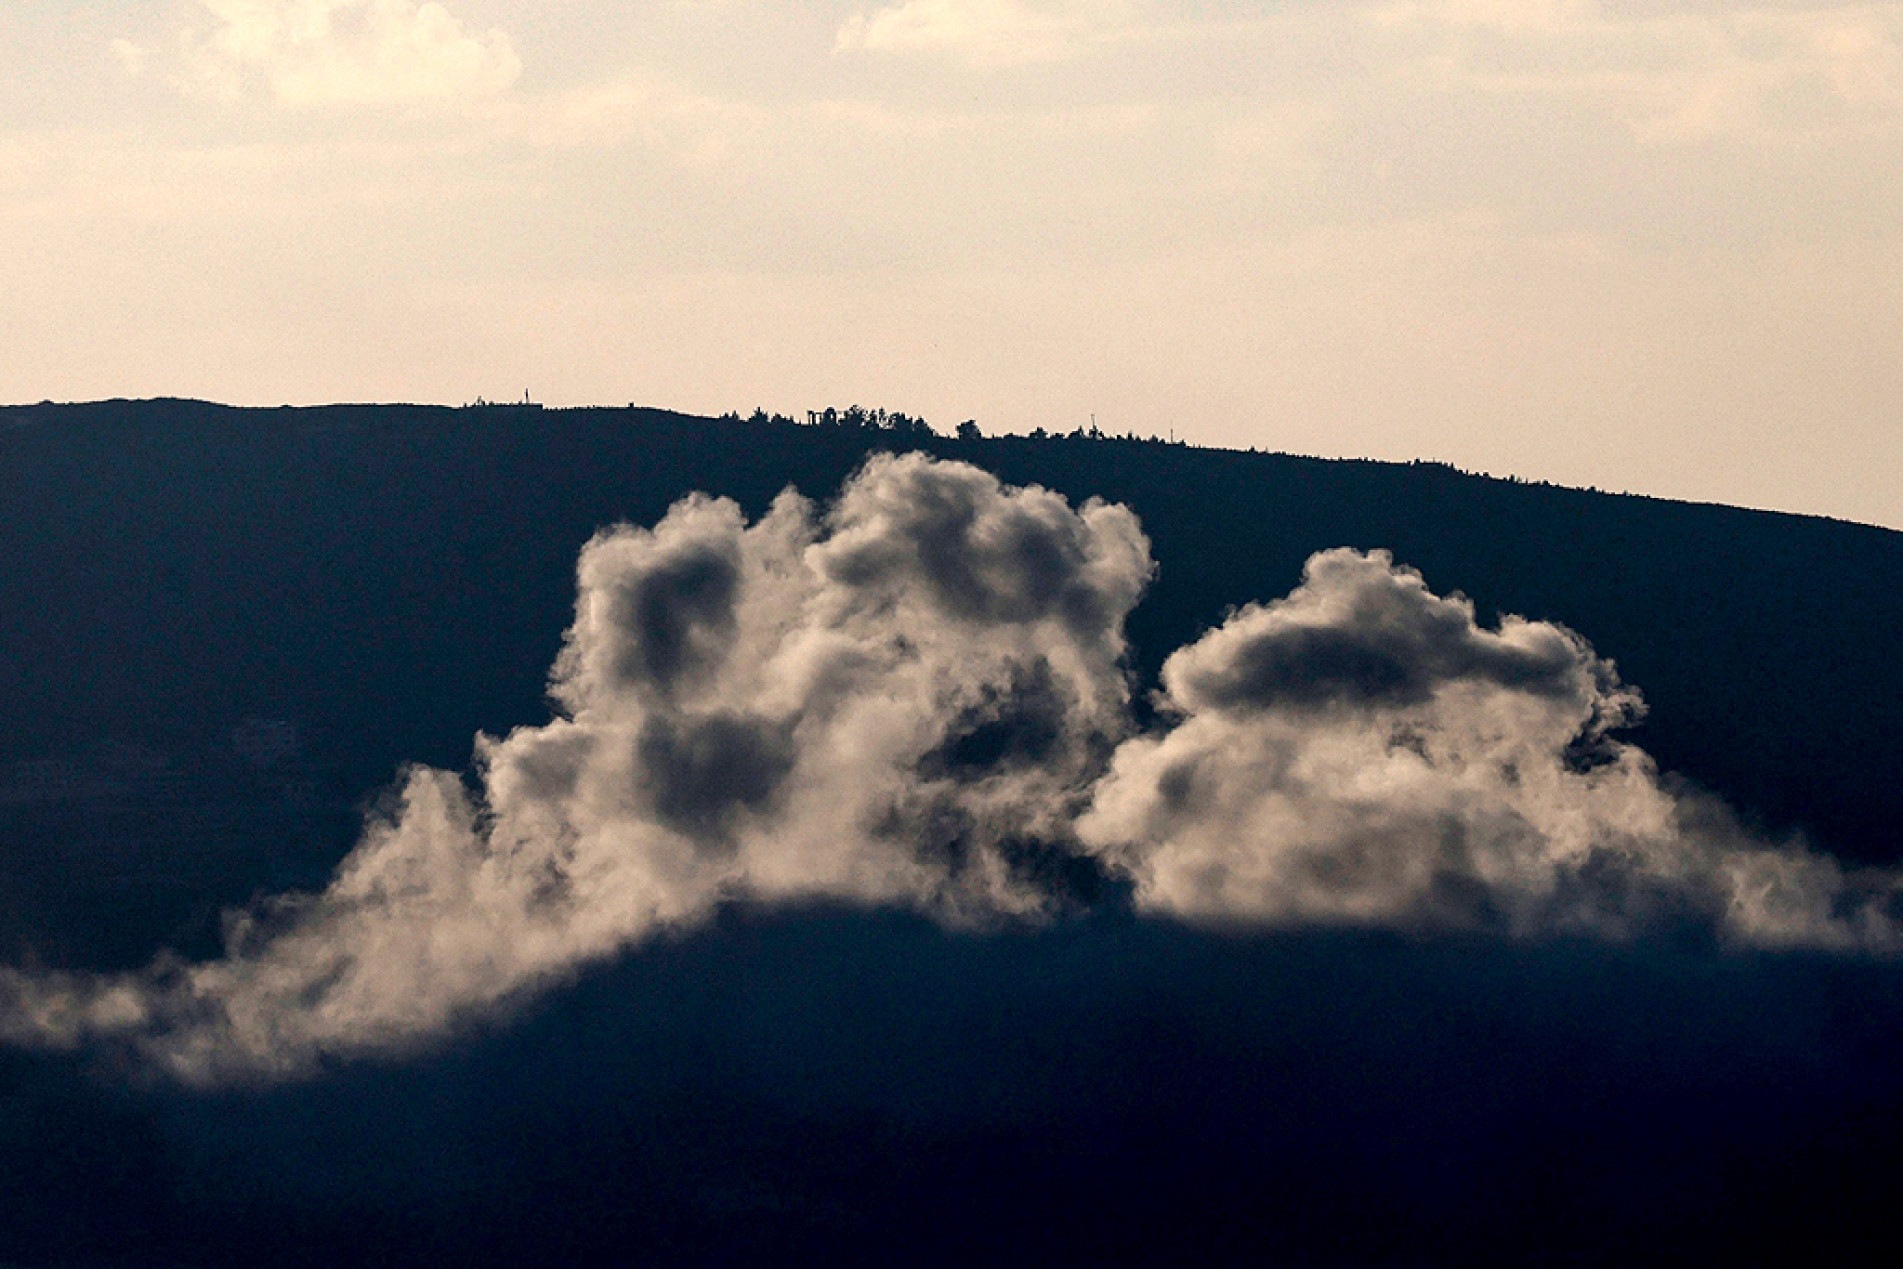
[5,400,1903,1268]
[0,398,1897,968]
[8,908,1903,1266]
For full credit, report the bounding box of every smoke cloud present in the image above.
[1078,547,1895,946]
[2,454,1895,1083]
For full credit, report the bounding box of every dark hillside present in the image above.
[1,399,1897,964]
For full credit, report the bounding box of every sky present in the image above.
[2,1,1900,529]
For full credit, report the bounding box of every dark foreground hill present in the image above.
[4,398,1903,1266]
[1,397,1898,964]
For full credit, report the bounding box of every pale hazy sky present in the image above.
[4,2,1900,527]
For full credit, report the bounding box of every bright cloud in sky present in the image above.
[834,0,1125,64]
[1371,0,1903,143]
[2,0,1900,528]
[161,0,521,107]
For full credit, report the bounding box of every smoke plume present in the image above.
[1078,547,1892,946]
[2,453,1894,1083]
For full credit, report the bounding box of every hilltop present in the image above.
[2,398,1897,963]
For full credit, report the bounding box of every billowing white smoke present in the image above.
[1078,548,1893,947]
[1,454,1894,1083]
[2,454,1152,1082]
